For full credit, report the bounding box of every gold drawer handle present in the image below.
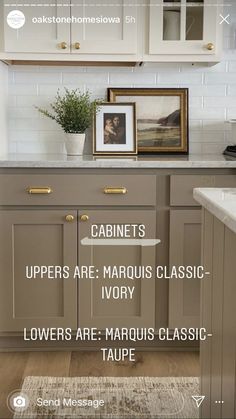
[103,187,127,195]
[27,187,53,194]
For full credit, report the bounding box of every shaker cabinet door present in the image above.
[169,209,201,329]
[70,0,137,54]
[4,0,70,53]
[78,210,156,328]
[0,210,77,331]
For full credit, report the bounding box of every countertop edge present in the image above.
[194,188,236,235]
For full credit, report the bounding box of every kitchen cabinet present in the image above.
[196,207,236,419]
[0,173,157,333]
[148,0,220,58]
[169,209,201,329]
[168,173,236,329]
[0,209,77,332]
[1,0,222,62]
[3,0,71,54]
[70,0,137,55]
[0,167,236,347]
[78,210,156,328]
[3,0,137,57]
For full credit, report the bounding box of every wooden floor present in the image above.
[0,351,199,418]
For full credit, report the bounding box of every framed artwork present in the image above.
[93,103,137,155]
[108,88,188,154]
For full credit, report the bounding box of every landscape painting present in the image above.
[108,88,188,154]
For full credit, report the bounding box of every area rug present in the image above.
[14,376,199,418]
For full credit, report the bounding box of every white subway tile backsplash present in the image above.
[7,9,236,156]
[14,72,62,84]
[158,73,202,85]
[188,85,226,97]
[226,108,236,119]
[9,107,38,118]
[189,142,202,154]
[203,120,230,131]
[190,108,226,120]
[9,131,39,142]
[9,84,38,96]
[201,143,226,154]
[109,72,156,85]
[63,72,109,84]
[205,72,236,84]
[189,97,202,108]
[204,97,236,108]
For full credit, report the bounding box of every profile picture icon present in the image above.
[7,10,25,29]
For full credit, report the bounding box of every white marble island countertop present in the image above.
[0,153,236,168]
[194,188,236,234]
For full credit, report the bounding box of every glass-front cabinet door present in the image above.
[149,0,219,56]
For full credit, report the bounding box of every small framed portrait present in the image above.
[93,103,137,155]
[108,88,189,154]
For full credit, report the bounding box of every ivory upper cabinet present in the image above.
[4,0,70,53]
[3,0,137,56]
[147,0,222,61]
[70,0,137,55]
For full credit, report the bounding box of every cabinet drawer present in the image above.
[0,174,156,206]
[170,175,236,206]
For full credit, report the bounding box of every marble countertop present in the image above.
[194,188,236,234]
[0,153,236,168]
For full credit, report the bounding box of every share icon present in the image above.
[192,395,205,408]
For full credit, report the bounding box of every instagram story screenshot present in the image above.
[0,0,235,418]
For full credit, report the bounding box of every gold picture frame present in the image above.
[93,102,137,155]
[108,88,188,154]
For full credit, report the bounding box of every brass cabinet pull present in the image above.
[27,187,52,194]
[103,187,127,194]
[59,41,68,49]
[65,214,75,222]
[74,42,81,50]
[206,42,214,51]
[80,214,89,222]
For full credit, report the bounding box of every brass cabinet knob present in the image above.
[65,214,75,222]
[59,41,68,50]
[74,42,81,50]
[80,214,89,222]
[206,43,214,51]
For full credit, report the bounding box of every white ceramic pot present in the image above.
[64,133,85,156]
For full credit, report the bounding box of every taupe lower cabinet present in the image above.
[78,210,156,328]
[0,208,156,332]
[0,210,77,332]
[200,210,236,419]
[169,210,201,328]
[1,169,236,338]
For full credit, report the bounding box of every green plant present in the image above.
[36,88,102,134]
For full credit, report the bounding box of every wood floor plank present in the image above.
[0,352,29,419]
[23,351,72,378]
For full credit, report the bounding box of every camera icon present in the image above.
[13,395,26,408]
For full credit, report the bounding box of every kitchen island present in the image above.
[194,188,236,419]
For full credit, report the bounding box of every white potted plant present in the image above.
[36,88,101,155]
